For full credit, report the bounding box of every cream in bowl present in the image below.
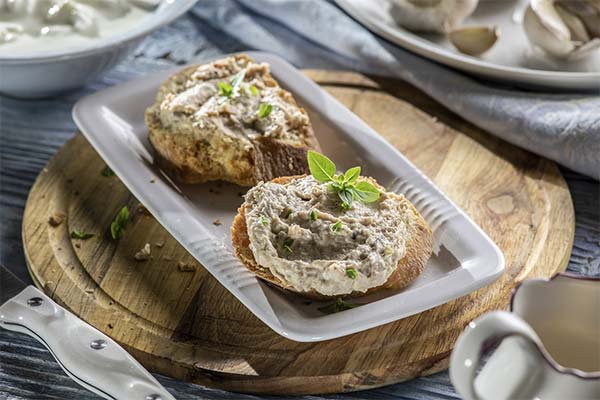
[0,0,197,98]
[0,0,159,55]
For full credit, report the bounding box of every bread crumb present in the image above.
[137,204,151,216]
[75,243,81,249]
[178,262,196,272]
[48,211,66,226]
[85,288,94,294]
[134,243,152,261]
[154,241,165,248]
[212,219,222,226]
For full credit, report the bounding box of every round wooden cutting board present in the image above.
[23,70,574,395]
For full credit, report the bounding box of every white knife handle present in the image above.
[0,286,175,400]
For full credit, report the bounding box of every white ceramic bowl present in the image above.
[0,0,197,98]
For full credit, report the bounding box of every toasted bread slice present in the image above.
[145,55,320,186]
[231,175,433,300]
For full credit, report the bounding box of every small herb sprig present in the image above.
[307,151,380,210]
[110,206,129,240]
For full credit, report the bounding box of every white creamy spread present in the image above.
[0,0,158,55]
[157,57,311,147]
[244,175,412,296]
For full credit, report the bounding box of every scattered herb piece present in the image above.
[260,214,269,226]
[306,151,380,209]
[282,238,294,253]
[212,219,222,226]
[258,102,273,118]
[346,267,357,280]
[217,81,233,97]
[331,220,343,233]
[318,298,361,314]
[70,229,94,240]
[101,165,115,177]
[310,210,318,221]
[110,206,129,240]
[250,85,258,96]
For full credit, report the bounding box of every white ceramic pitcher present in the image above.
[450,273,600,400]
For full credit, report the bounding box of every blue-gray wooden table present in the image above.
[1,12,599,400]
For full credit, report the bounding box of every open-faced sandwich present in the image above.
[232,151,433,299]
[145,54,320,186]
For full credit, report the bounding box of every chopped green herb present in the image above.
[217,81,233,97]
[260,214,268,226]
[331,220,343,232]
[70,229,94,240]
[310,210,318,221]
[318,298,361,314]
[250,85,259,96]
[346,267,357,280]
[110,206,129,240]
[258,102,273,118]
[101,165,115,177]
[306,151,381,209]
[282,238,294,253]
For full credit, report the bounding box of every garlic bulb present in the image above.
[389,0,479,34]
[523,0,600,59]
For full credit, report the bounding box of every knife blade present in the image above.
[0,264,175,400]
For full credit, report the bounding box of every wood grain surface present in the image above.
[21,70,574,395]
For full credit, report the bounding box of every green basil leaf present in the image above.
[258,103,273,118]
[343,166,361,184]
[331,220,343,232]
[250,85,258,96]
[217,81,233,97]
[338,188,354,209]
[307,150,336,182]
[345,267,357,279]
[352,181,381,203]
[110,206,129,240]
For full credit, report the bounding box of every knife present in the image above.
[0,265,175,400]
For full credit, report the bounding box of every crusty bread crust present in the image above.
[145,56,320,187]
[231,175,433,300]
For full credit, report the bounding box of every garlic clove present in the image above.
[569,37,600,59]
[556,4,590,42]
[449,25,499,56]
[557,0,600,38]
[529,0,571,41]
[389,0,479,34]
[523,1,576,58]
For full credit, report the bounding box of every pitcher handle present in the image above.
[449,311,542,400]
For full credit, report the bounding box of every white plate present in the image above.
[73,52,504,342]
[334,0,600,90]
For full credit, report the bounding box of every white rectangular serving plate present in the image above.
[73,51,504,342]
